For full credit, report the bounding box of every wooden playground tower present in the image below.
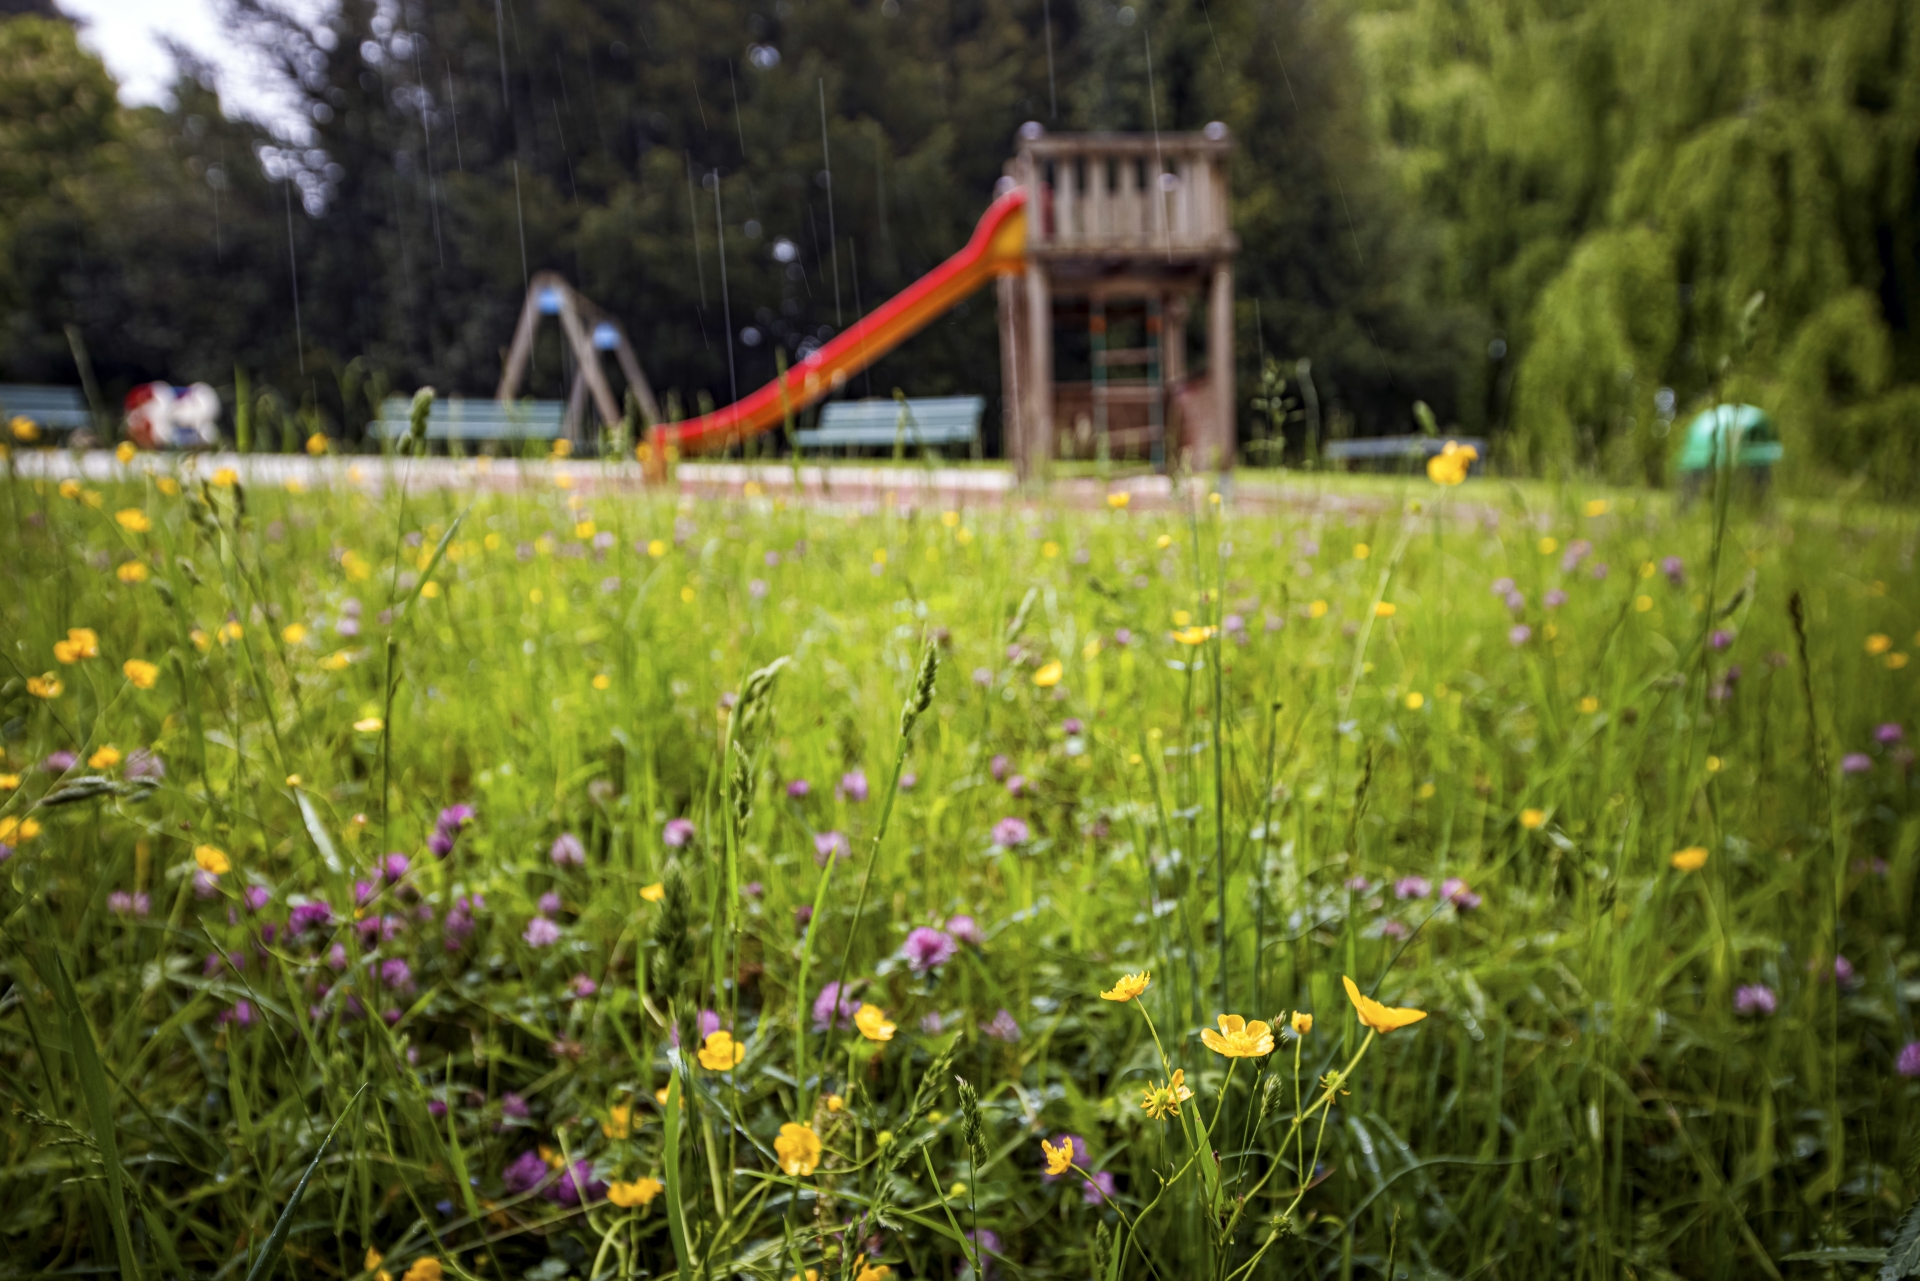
[998,122,1237,477]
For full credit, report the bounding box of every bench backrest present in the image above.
[0,385,93,430]
[368,398,566,440]
[798,397,984,449]
[1324,434,1489,461]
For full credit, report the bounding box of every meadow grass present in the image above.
[2,453,1918,1280]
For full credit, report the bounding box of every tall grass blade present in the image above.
[241,1083,368,1281]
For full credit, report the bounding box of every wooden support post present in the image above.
[998,272,1029,471]
[1205,261,1235,471]
[1022,263,1053,482]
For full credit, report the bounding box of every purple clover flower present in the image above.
[523,917,561,947]
[537,891,562,915]
[1734,984,1777,1017]
[550,832,586,867]
[1344,876,1371,892]
[991,816,1031,847]
[1842,753,1874,775]
[502,1092,530,1119]
[902,927,958,975]
[947,914,984,946]
[982,1008,1021,1042]
[813,830,851,866]
[812,981,860,1031]
[380,957,414,991]
[1544,589,1568,609]
[1710,628,1734,650]
[548,1159,605,1206]
[572,973,598,998]
[1898,1042,1920,1078]
[786,779,811,798]
[1661,556,1685,586]
[1393,876,1432,900]
[381,852,411,883]
[838,770,870,802]
[243,885,271,912]
[1083,1170,1117,1205]
[663,817,695,847]
[41,750,77,773]
[125,749,165,780]
[289,900,333,935]
[1876,723,1905,745]
[990,754,1011,781]
[503,1150,549,1194]
[1509,624,1533,646]
[1440,878,1482,910]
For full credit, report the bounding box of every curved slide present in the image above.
[664,188,1028,453]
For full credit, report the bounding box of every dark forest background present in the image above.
[2,0,1918,489]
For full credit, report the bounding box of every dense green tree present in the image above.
[1350,0,1920,492]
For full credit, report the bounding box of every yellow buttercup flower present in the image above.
[211,467,238,487]
[1291,1011,1313,1035]
[592,673,612,690]
[1866,634,1893,655]
[854,1003,896,1042]
[354,717,385,733]
[0,816,43,843]
[1578,696,1600,714]
[1040,1137,1074,1176]
[115,508,152,533]
[54,628,100,663]
[1404,691,1424,710]
[1173,610,1192,626]
[1106,492,1131,509]
[27,673,63,699]
[1342,975,1428,1034]
[1425,440,1478,486]
[1200,1014,1274,1059]
[1031,660,1064,687]
[640,882,666,903]
[59,479,80,498]
[1140,1068,1193,1120]
[1375,602,1397,618]
[117,561,150,583]
[12,416,42,442]
[1307,600,1328,619]
[1583,498,1609,517]
[1100,971,1151,1003]
[306,432,330,455]
[854,1259,892,1281]
[194,844,231,875]
[157,476,180,495]
[775,1121,822,1175]
[401,1259,442,1281]
[282,624,308,644]
[320,652,352,672]
[602,1104,633,1139]
[697,1030,745,1071]
[1519,808,1546,830]
[607,1176,663,1207]
[825,1093,846,1112]
[1353,543,1371,560]
[88,745,121,770]
[0,775,19,790]
[1172,625,1216,646]
[1670,846,1708,872]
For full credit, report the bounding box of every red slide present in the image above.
[664,188,1028,453]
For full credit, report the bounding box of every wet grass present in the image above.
[2,454,1918,1280]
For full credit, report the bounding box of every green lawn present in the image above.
[2,460,1917,1280]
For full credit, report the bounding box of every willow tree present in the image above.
[1349,0,1920,492]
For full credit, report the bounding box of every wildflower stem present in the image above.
[922,1145,975,1275]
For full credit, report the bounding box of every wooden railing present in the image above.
[1013,127,1234,257]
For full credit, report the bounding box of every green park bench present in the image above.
[0,385,94,438]
[796,397,984,458]
[1324,434,1488,474]
[367,397,566,445]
